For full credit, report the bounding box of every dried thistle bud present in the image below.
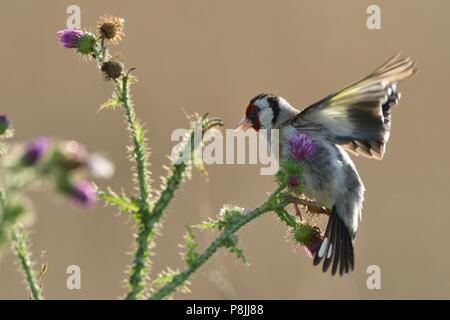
[101,60,123,80]
[96,15,125,44]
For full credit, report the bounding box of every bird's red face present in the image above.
[236,104,261,131]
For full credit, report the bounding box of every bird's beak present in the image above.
[235,117,252,131]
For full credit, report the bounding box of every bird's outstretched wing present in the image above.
[298,54,417,159]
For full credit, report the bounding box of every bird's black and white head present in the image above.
[236,94,299,131]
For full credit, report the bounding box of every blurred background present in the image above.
[0,0,449,299]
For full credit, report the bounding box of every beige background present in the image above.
[0,0,448,299]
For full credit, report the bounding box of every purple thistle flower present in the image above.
[58,28,83,48]
[22,137,50,166]
[288,175,299,187]
[288,132,316,161]
[0,114,9,135]
[69,181,96,207]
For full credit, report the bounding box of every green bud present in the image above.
[77,32,96,55]
[293,223,315,245]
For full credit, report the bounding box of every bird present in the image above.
[235,54,416,275]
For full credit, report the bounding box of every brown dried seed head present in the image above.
[101,60,123,80]
[96,15,125,44]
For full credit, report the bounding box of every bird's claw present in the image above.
[283,193,330,216]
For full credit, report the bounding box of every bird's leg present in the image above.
[283,194,331,216]
[293,202,303,220]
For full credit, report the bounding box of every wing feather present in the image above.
[297,54,416,159]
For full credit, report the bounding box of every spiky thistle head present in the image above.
[58,29,96,56]
[293,223,324,257]
[76,32,96,55]
[275,158,304,193]
[101,60,124,80]
[96,15,125,44]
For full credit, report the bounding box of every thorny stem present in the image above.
[120,75,151,207]
[0,164,52,299]
[91,36,238,300]
[1,182,42,300]
[120,77,197,299]
[149,183,286,300]
[119,74,154,300]
[11,228,42,300]
[94,39,197,299]
[122,107,219,298]
[94,40,155,298]
[145,122,206,242]
[146,163,186,234]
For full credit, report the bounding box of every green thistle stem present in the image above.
[93,44,194,299]
[91,39,222,299]
[145,124,202,240]
[0,170,48,298]
[275,207,298,228]
[120,76,151,207]
[11,228,42,300]
[125,115,211,299]
[118,75,154,300]
[149,183,286,300]
[125,127,197,299]
[147,163,186,232]
[91,41,154,299]
[125,225,154,300]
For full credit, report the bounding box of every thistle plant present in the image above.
[59,18,226,300]
[0,115,109,299]
[56,14,333,300]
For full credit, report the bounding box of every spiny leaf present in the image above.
[223,235,247,264]
[227,245,247,264]
[193,218,223,231]
[184,226,199,267]
[152,269,178,287]
[275,207,299,229]
[134,121,144,145]
[97,95,122,112]
[97,188,139,213]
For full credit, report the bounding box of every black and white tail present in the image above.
[313,206,355,276]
